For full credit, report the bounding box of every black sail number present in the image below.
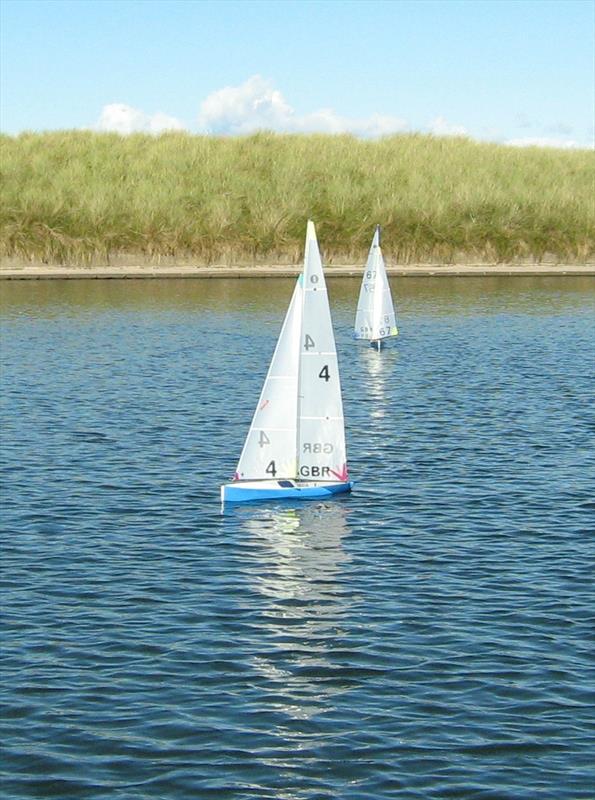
[318,365,330,382]
[265,460,277,477]
[304,334,315,351]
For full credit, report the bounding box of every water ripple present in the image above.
[1,277,594,799]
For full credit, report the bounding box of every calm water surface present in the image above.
[1,277,594,799]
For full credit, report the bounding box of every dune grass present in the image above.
[1,130,593,265]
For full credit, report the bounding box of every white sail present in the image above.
[232,220,349,487]
[354,226,398,341]
[235,279,302,481]
[297,222,349,482]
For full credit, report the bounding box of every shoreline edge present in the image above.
[2,264,594,280]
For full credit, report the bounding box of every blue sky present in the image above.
[1,0,593,147]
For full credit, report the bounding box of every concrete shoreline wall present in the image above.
[2,265,594,280]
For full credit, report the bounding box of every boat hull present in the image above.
[221,480,353,504]
[353,333,398,344]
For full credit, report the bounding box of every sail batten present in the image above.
[251,426,296,431]
[300,415,344,421]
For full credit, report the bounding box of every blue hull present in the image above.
[221,481,353,504]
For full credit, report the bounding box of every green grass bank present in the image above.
[1,131,593,266]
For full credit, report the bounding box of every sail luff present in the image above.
[373,241,384,333]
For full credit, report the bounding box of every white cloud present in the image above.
[508,118,591,148]
[196,75,407,138]
[428,116,468,137]
[147,111,186,133]
[97,103,185,134]
[545,122,574,136]
[505,136,588,149]
[94,81,591,150]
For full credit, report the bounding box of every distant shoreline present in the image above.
[2,133,593,269]
[1,264,594,280]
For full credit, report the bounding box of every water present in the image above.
[1,276,594,799]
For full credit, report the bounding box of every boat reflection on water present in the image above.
[359,343,399,420]
[238,502,353,720]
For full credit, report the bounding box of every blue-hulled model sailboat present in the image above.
[354,225,398,350]
[221,221,353,504]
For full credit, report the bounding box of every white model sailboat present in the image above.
[354,226,398,349]
[221,221,352,504]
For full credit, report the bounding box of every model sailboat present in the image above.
[354,226,398,349]
[221,221,352,504]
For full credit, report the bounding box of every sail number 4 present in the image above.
[303,336,332,382]
[265,460,277,476]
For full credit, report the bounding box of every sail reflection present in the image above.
[359,344,399,419]
[239,503,352,720]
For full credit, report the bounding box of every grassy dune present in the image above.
[1,131,593,265]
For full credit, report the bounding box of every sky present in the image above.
[1,0,593,147]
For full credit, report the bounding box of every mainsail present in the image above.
[297,222,348,482]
